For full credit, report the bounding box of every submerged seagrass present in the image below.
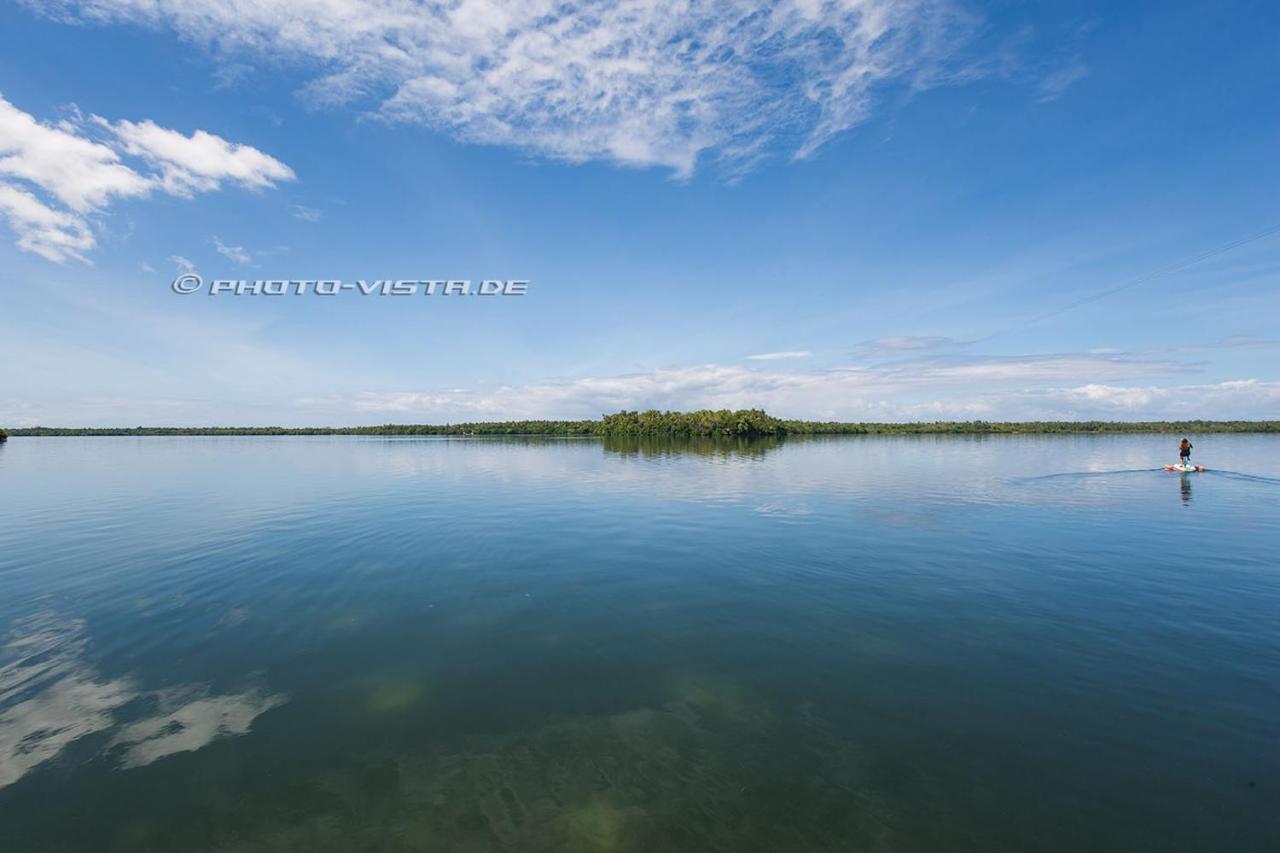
[0,434,1277,851]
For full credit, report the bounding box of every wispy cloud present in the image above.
[1037,58,1088,102]
[1003,379,1280,418]
[854,335,961,357]
[213,236,252,265]
[38,0,981,177]
[0,92,293,262]
[291,204,321,222]
[1159,335,1280,353]
[7,359,1272,425]
[1217,334,1280,349]
[169,254,195,273]
[746,351,811,361]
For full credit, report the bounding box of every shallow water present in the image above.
[0,434,1277,852]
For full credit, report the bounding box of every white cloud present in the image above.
[40,0,979,177]
[170,254,196,273]
[213,236,252,264]
[101,117,294,196]
[0,183,96,263]
[292,204,321,222]
[298,352,1213,422]
[6,363,1274,426]
[1014,379,1280,418]
[0,92,293,263]
[1037,58,1087,102]
[140,260,155,272]
[0,96,150,212]
[746,351,811,361]
[855,335,958,356]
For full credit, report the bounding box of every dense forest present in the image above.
[0,428,7,442]
[5,411,1278,437]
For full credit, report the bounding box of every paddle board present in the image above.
[1164,463,1205,473]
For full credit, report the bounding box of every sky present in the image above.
[0,0,1277,426]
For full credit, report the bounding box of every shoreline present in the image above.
[5,420,1278,438]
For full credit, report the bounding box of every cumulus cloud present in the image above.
[0,92,293,262]
[0,183,97,264]
[100,117,294,196]
[0,97,151,212]
[1011,379,1280,418]
[6,355,1272,425]
[36,0,979,177]
[299,352,1224,422]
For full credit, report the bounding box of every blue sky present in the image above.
[0,0,1277,426]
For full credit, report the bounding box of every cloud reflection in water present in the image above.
[0,614,285,788]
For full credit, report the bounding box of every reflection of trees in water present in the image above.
[602,435,785,460]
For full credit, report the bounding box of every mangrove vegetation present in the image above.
[4,411,1279,438]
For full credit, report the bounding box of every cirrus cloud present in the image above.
[746,350,812,361]
[34,0,980,177]
[212,236,253,264]
[854,334,961,357]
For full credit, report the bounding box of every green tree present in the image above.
[5,416,1278,437]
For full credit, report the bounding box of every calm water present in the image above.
[1,435,1277,852]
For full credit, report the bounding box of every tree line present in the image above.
[4,411,1279,437]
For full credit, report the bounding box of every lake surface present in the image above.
[1,434,1277,852]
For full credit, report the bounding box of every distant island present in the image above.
[4,410,1278,438]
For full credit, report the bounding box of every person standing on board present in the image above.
[1179,438,1193,466]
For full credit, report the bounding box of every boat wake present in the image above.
[1205,470,1280,486]
[1012,468,1163,483]
[1013,468,1280,486]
